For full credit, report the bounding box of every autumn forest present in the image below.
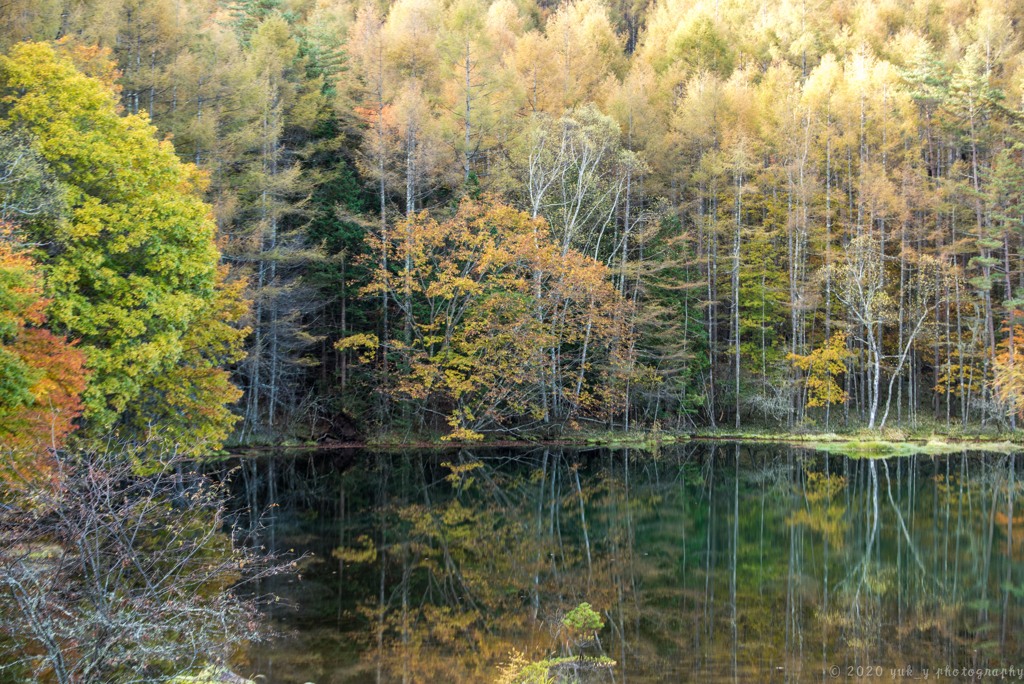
[5,0,1024,449]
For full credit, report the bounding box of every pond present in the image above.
[231,442,1024,683]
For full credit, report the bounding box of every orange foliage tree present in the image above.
[339,197,634,440]
[0,229,86,483]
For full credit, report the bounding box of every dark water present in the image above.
[231,443,1024,683]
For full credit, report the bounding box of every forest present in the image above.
[6,0,1024,450]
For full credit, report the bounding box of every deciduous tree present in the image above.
[0,229,86,477]
[0,42,244,450]
[340,198,634,439]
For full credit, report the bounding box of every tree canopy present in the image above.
[7,0,1024,438]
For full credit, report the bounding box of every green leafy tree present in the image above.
[563,601,604,660]
[0,42,246,451]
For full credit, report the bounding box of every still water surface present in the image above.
[233,443,1024,683]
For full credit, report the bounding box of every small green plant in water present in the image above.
[563,602,604,661]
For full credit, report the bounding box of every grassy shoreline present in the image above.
[226,425,1024,458]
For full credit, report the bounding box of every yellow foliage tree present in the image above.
[339,197,632,440]
[788,331,851,409]
[993,314,1024,419]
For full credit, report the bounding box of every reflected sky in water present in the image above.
[233,443,1024,683]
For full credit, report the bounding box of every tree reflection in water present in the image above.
[235,444,1023,683]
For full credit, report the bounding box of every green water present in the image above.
[235,443,1024,683]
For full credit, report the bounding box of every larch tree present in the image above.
[226,13,324,437]
[439,0,501,188]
